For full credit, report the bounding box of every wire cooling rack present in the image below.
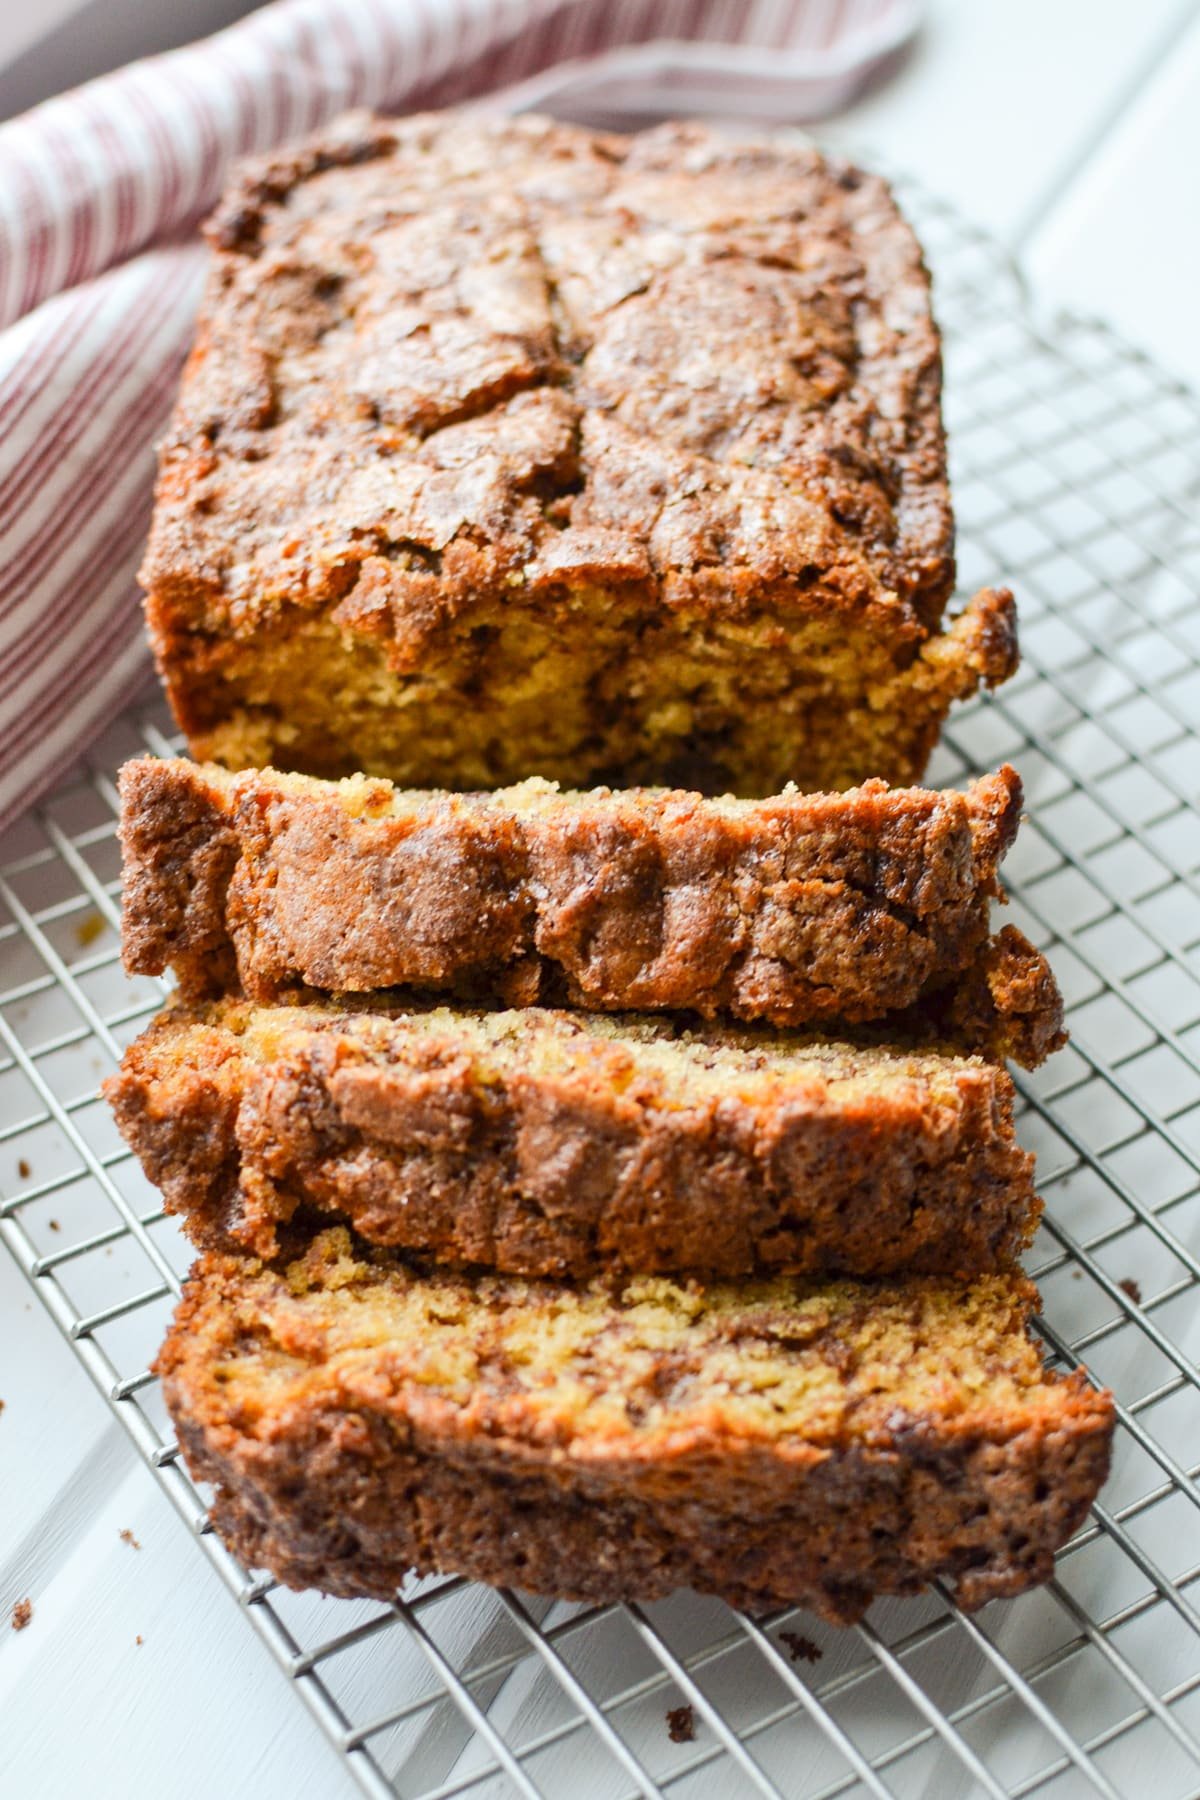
[2,179,1200,1800]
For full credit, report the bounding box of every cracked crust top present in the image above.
[142,111,955,642]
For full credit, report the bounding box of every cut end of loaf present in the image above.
[163,1229,1067,1445]
[156,1230,1115,1621]
[150,587,1016,800]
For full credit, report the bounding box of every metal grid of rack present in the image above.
[2,181,1199,1799]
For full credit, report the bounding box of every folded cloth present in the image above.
[0,0,918,833]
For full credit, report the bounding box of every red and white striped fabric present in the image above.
[0,0,918,831]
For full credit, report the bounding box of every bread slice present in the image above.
[116,757,1064,1065]
[140,112,1016,799]
[106,998,1040,1277]
[158,1228,1114,1623]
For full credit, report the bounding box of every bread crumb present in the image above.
[666,1704,695,1743]
[11,1598,32,1632]
[49,1219,60,1232]
[75,913,104,948]
[135,1634,144,1647]
[780,1630,823,1664]
[17,1158,31,1180]
[1118,1277,1142,1305]
[119,1529,142,1550]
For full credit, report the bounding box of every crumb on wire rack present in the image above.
[666,1704,696,1743]
[780,1629,823,1664]
[1119,1277,1143,1305]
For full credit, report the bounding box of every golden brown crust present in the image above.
[138,112,1012,796]
[147,112,954,633]
[157,1234,1115,1623]
[105,999,1040,1275]
[116,758,1061,1054]
[933,924,1068,1069]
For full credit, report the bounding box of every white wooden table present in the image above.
[2,3,1198,1795]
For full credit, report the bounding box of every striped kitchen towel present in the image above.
[0,0,918,832]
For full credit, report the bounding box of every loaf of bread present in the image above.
[158,1228,1114,1623]
[108,105,1099,1632]
[106,997,1040,1276]
[116,757,1063,1064]
[141,111,1017,799]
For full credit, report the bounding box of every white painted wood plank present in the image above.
[1023,10,1200,390]
[0,1461,354,1800]
[0,1254,354,1798]
[0,1215,360,1797]
[0,1244,131,1561]
[818,0,1197,241]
